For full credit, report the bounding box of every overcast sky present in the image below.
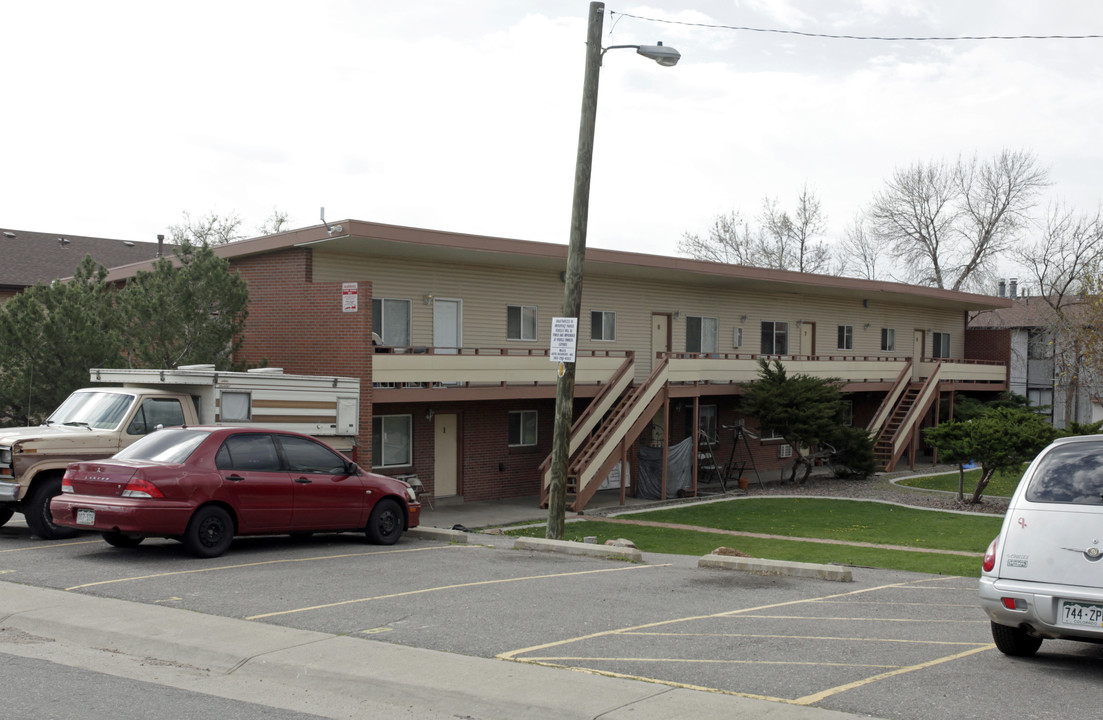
[5,1,1102,282]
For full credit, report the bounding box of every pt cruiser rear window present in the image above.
[1024,441,1103,505]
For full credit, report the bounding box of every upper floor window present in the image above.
[508,410,538,447]
[372,415,412,468]
[507,305,538,341]
[732,327,743,348]
[686,316,718,354]
[881,328,896,352]
[837,325,853,350]
[1028,329,1052,359]
[372,298,411,347]
[591,311,616,341]
[932,332,951,358]
[761,321,788,355]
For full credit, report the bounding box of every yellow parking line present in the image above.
[0,539,102,553]
[498,578,941,661]
[65,544,474,591]
[793,645,994,705]
[724,614,985,624]
[524,656,902,669]
[245,563,671,620]
[622,631,985,646]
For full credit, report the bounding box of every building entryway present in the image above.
[434,413,459,497]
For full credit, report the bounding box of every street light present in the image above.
[546,1,680,540]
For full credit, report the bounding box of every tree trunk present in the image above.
[970,467,995,504]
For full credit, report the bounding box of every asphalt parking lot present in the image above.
[3,517,1102,720]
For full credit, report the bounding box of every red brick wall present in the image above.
[230,249,375,465]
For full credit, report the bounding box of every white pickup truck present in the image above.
[0,365,361,539]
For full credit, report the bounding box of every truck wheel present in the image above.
[25,476,80,540]
[182,505,234,558]
[0,506,13,528]
[365,498,403,545]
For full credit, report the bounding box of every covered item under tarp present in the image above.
[636,437,693,499]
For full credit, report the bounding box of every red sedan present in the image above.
[50,426,420,558]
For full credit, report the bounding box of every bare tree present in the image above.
[257,209,291,236]
[869,149,1049,291]
[761,185,830,273]
[677,210,758,266]
[1022,204,1103,423]
[169,211,246,246]
[835,211,887,280]
[680,185,830,273]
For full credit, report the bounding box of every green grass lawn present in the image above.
[507,497,1004,577]
[894,466,1025,498]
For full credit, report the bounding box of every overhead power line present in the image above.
[609,11,1103,42]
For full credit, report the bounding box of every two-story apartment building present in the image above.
[103,220,1010,510]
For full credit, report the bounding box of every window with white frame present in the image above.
[837,325,853,350]
[840,400,854,427]
[508,410,538,447]
[733,327,743,348]
[932,332,951,358]
[591,310,616,341]
[372,298,411,347]
[507,305,538,341]
[760,321,789,355]
[881,328,896,352]
[372,415,412,468]
[686,316,718,354]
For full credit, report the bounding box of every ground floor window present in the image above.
[508,410,538,447]
[372,414,412,468]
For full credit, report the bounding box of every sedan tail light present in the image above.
[983,536,999,573]
[61,470,74,493]
[121,473,165,498]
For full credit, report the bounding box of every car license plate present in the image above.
[76,508,95,526]
[1060,601,1103,627]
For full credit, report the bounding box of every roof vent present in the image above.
[124,241,135,247]
[2,231,15,238]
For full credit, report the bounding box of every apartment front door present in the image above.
[433,298,462,355]
[651,313,671,373]
[800,322,816,358]
[434,413,459,497]
[912,329,925,381]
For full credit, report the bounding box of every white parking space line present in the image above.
[65,544,475,591]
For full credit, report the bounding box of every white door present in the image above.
[912,330,925,381]
[800,322,816,358]
[433,299,462,355]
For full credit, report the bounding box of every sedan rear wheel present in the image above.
[365,499,403,545]
[102,531,144,548]
[182,505,234,558]
[990,621,1043,657]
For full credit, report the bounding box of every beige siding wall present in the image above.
[312,252,969,371]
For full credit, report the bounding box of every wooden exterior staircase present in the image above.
[540,358,670,512]
[869,361,946,471]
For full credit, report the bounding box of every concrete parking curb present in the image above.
[406,526,470,543]
[699,554,853,582]
[513,536,644,562]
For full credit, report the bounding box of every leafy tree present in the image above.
[925,406,1056,503]
[828,425,877,479]
[740,359,845,483]
[0,257,124,425]
[868,149,1048,291]
[119,239,249,369]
